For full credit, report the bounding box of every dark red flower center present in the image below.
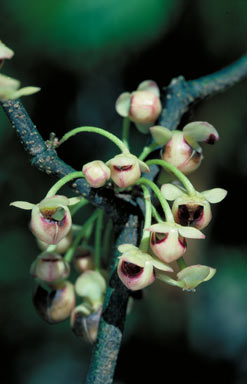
[178,204,203,226]
[113,165,133,172]
[121,261,143,277]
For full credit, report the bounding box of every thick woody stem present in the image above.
[158,54,247,129]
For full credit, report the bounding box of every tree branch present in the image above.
[158,54,247,129]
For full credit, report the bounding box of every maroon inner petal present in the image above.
[121,261,143,278]
[113,165,133,172]
[178,204,203,226]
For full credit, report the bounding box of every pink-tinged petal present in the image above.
[201,188,227,203]
[161,183,185,201]
[107,153,141,188]
[30,252,70,283]
[117,259,155,291]
[183,121,219,144]
[150,230,187,263]
[137,80,160,97]
[178,225,205,239]
[83,160,111,188]
[115,92,131,117]
[162,131,203,175]
[129,90,162,125]
[31,204,72,244]
[150,125,172,145]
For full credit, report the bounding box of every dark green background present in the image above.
[0,1,246,383]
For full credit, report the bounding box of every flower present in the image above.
[71,305,102,344]
[150,122,219,174]
[106,153,149,188]
[117,244,173,291]
[10,195,81,244]
[161,183,227,229]
[0,40,14,68]
[156,264,216,292]
[32,281,75,324]
[36,231,73,254]
[82,160,111,188]
[115,80,162,134]
[146,222,205,263]
[73,247,94,273]
[75,270,106,311]
[0,73,40,101]
[30,252,70,283]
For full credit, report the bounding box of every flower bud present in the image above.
[73,247,94,273]
[71,305,102,344]
[32,281,75,324]
[30,252,70,283]
[31,195,72,244]
[75,271,106,310]
[82,160,110,188]
[37,231,73,254]
[115,80,161,134]
[146,222,205,263]
[106,153,149,188]
[162,131,202,174]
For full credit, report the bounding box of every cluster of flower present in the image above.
[6,38,227,343]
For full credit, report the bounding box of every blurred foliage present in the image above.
[0,0,247,383]
[3,0,181,69]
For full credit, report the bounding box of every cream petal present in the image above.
[10,86,40,99]
[203,267,216,281]
[137,80,160,97]
[150,256,174,272]
[138,160,150,173]
[201,188,227,203]
[115,92,131,117]
[118,253,146,268]
[146,222,174,234]
[183,121,219,144]
[10,201,35,210]
[68,197,83,206]
[118,244,138,253]
[178,226,205,239]
[161,183,185,201]
[39,195,70,209]
[149,125,172,145]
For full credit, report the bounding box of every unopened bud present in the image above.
[83,160,110,188]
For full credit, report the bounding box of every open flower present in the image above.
[117,243,173,291]
[150,122,219,174]
[161,183,227,229]
[10,195,80,244]
[0,73,40,101]
[146,222,205,263]
[0,40,14,68]
[71,305,102,344]
[82,160,111,188]
[32,281,75,324]
[30,252,70,283]
[156,264,216,292]
[106,153,149,188]
[115,80,162,134]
